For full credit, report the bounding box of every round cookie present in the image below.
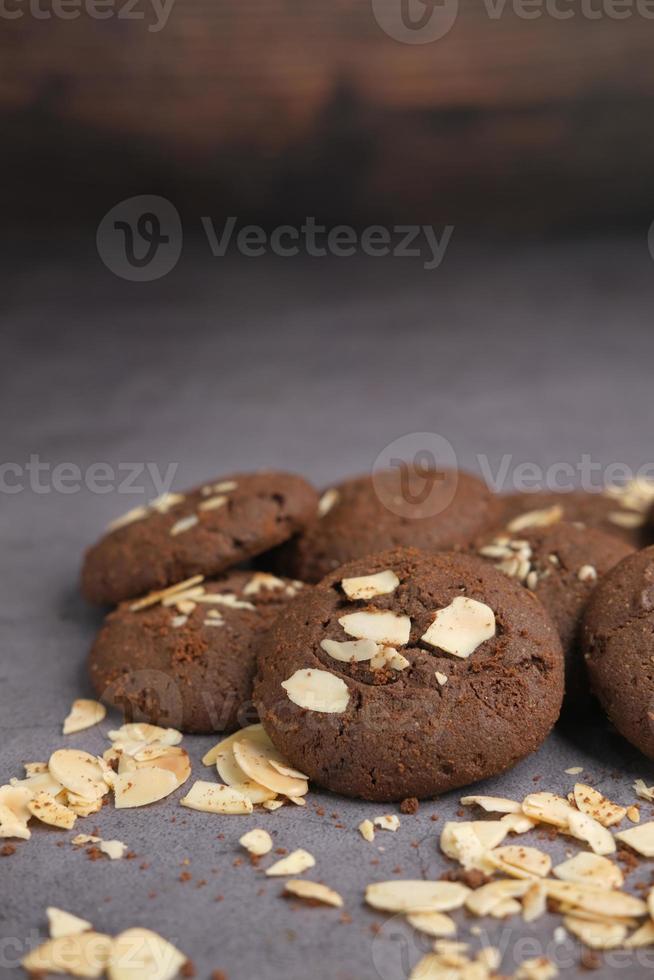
[273,468,501,583]
[582,546,654,759]
[498,487,653,549]
[254,548,564,801]
[89,571,304,734]
[81,471,318,606]
[474,521,633,701]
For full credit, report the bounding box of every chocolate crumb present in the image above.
[400,797,419,815]
[580,950,602,970]
[1,844,16,856]
[181,961,196,978]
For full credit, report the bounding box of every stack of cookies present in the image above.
[82,466,654,802]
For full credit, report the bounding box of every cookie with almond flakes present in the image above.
[254,547,564,801]
[81,471,318,606]
[88,571,304,734]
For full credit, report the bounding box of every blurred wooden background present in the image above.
[2,0,654,228]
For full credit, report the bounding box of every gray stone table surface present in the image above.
[2,233,654,979]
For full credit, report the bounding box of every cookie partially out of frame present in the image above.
[81,471,318,606]
[89,571,303,734]
[475,520,632,702]
[273,468,502,583]
[255,548,564,801]
[582,546,654,759]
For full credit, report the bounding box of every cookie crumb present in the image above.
[181,961,196,978]
[400,797,419,815]
[580,949,602,970]
[1,844,16,857]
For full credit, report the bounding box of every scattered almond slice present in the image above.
[28,791,77,830]
[262,799,284,812]
[487,845,551,879]
[522,882,547,922]
[490,897,522,918]
[128,575,205,612]
[268,760,309,780]
[72,834,101,846]
[374,815,400,832]
[553,852,623,889]
[625,920,654,948]
[567,808,616,855]
[132,745,191,788]
[48,750,108,801]
[108,723,182,747]
[521,792,575,828]
[65,792,104,818]
[564,766,584,775]
[62,699,107,735]
[47,907,93,939]
[108,928,186,980]
[0,803,31,840]
[265,849,315,876]
[507,505,563,533]
[615,821,654,857]
[320,638,378,663]
[405,911,456,937]
[634,779,654,802]
[198,494,227,511]
[284,880,343,907]
[514,957,559,980]
[544,880,647,918]
[318,488,339,516]
[627,805,640,823]
[239,829,273,856]
[10,770,65,799]
[420,597,495,658]
[369,646,410,671]
[24,762,48,776]
[359,820,375,842]
[564,915,627,950]
[232,739,308,797]
[573,783,627,827]
[501,813,538,834]
[281,668,350,713]
[0,784,33,823]
[338,610,411,647]
[22,932,113,978]
[99,840,127,860]
[170,514,198,536]
[341,569,400,600]
[440,820,507,872]
[466,879,531,917]
[243,572,287,595]
[287,795,306,806]
[365,880,470,914]
[434,672,448,686]
[180,780,253,815]
[114,767,179,809]
[460,795,521,815]
[202,723,272,768]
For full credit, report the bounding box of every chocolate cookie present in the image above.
[498,486,654,549]
[81,471,318,606]
[474,521,633,701]
[273,468,501,583]
[582,546,654,759]
[88,571,304,734]
[254,548,564,800]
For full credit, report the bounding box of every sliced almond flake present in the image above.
[28,791,77,829]
[460,795,521,815]
[433,940,469,956]
[243,572,286,595]
[488,845,551,879]
[23,932,113,979]
[408,953,464,979]
[567,809,616,856]
[195,593,256,611]
[489,897,522,918]
[564,766,584,775]
[47,908,93,939]
[262,799,284,811]
[577,565,598,583]
[24,762,48,776]
[625,920,654,948]
[477,947,502,972]
[171,614,188,628]
[169,514,199,536]
[338,609,411,647]
[341,569,400,600]
[198,494,228,511]
[212,480,238,493]
[370,646,410,671]
[374,815,400,832]
[107,928,186,980]
[608,510,645,528]
[501,813,538,834]
[288,796,306,806]
[72,834,101,845]
[114,767,179,809]
[239,828,273,856]
[49,749,108,801]
[359,819,375,842]
[521,792,575,828]
[203,727,278,802]
[202,723,271,768]
[161,587,205,607]
[522,882,547,922]
[0,802,31,839]
[544,880,647,918]
[318,488,339,517]
[62,699,106,735]
[281,668,350,713]
[10,770,65,800]
[649,886,654,920]
[573,783,626,827]
[553,852,623,889]
[514,957,559,980]
[615,821,654,857]
[634,779,654,802]
[268,759,309,780]
[232,739,308,797]
[265,849,315,876]
[627,805,640,823]
[507,505,563,533]
[366,880,470,914]
[320,638,378,663]
[129,575,205,612]
[557,904,637,927]
[284,880,343,907]
[440,821,507,871]
[108,723,182,747]
[405,911,456,937]
[99,840,127,860]
[180,780,253,815]
[0,785,33,823]
[465,879,531,917]
[563,915,627,950]
[133,745,191,788]
[149,491,185,514]
[435,672,448,686]
[107,505,149,533]
[420,597,495,659]
[176,600,196,615]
